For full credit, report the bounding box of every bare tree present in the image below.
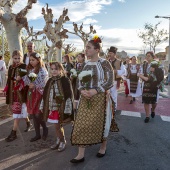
[36,4,69,62]
[68,23,96,50]
[0,0,37,57]
[63,43,76,54]
[21,26,46,54]
[0,30,10,63]
[138,22,168,53]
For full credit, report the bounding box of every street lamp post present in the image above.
[155,15,170,84]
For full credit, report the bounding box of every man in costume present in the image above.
[108,46,125,132]
[23,41,35,132]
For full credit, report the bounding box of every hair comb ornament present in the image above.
[92,35,102,43]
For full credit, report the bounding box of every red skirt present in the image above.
[47,110,59,123]
[11,90,22,114]
[124,80,129,95]
[27,89,42,114]
[11,102,22,114]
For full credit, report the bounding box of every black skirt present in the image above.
[71,77,80,100]
[142,82,158,104]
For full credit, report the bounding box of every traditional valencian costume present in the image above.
[40,75,74,124]
[71,58,114,145]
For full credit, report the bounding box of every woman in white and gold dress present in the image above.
[70,36,114,163]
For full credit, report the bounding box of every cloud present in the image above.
[65,26,167,55]
[12,0,166,55]
[13,0,44,20]
[13,0,112,22]
[118,0,125,3]
[83,18,98,24]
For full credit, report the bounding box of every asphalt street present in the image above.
[0,109,170,170]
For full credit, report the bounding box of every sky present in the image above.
[12,0,170,56]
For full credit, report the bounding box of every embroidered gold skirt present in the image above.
[71,92,107,146]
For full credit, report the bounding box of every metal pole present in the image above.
[168,19,170,84]
[2,24,4,59]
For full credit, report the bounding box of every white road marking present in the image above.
[121,110,141,118]
[160,115,170,122]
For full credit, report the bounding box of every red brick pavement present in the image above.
[117,95,170,116]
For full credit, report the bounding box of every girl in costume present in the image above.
[138,60,164,123]
[70,36,114,163]
[4,50,28,142]
[62,55,74,78]
[24,52,48,142]
[71,53,86,109]
[40,62,74,152]
[126,56,142,104]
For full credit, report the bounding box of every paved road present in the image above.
[0,93,170,170]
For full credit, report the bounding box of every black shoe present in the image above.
[24,122,33,132]
[151,112,155,118]
[42,127,48,141]
[70,157,85,163]
[133,97,135,101]
[96,151,106,158]
[151,108,155,118]
[30,136,41,142]
[129,100,133,104]
[5,130,17,142]
[144,117,150,123]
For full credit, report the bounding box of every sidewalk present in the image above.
[0,88,11,121]
[159,85,170,98]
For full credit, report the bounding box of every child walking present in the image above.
[40,62,74,152]
[4,50,28,142]
[24,52,48,142]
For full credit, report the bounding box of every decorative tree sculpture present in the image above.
[36,4,69,62]
[0,0,37,58]
[63,43,76,54]
[68,23,96,50]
